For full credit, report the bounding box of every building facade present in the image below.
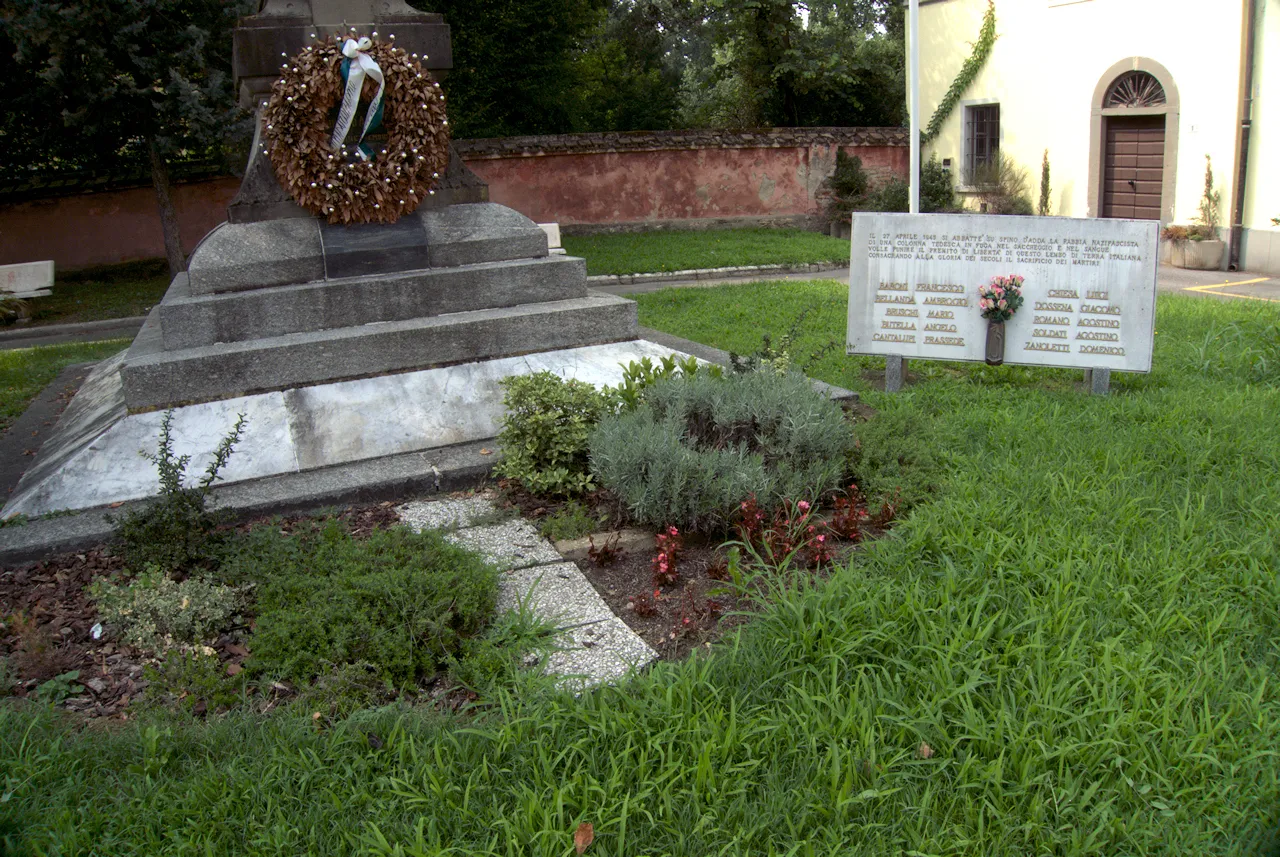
[913,0,1279,274]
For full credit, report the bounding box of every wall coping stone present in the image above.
[454,127,908,159]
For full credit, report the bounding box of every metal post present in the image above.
[909,0,920,216]
[880,0,920,394]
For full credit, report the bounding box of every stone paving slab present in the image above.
[400,496,658,691]
[397,495,505,532]
[444,519,564,571]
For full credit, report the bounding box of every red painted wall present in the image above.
[0,178,241,270]
[466,144,906,225]
[0,129,907,269]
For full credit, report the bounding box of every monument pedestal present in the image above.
[119,203,637,411]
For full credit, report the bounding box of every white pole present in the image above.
[909,0,920,214]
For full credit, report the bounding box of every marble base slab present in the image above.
[3,340,692,520]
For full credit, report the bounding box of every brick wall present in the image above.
[0,128,907,269]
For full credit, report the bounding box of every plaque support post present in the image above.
[885,357,906,392]
[1084,368,1111,396]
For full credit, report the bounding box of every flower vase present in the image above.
[985,318,1005,366]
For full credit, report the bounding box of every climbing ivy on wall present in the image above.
[921,0,997,145]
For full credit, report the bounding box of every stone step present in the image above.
[121,293,638,411]
[160,255,589,349]
[188,203,549,296]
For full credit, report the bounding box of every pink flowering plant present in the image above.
[977,274,1025,322]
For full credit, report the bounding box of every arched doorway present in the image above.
[1088,59,1180,222]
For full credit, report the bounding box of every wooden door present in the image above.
[1102,115,1165,220]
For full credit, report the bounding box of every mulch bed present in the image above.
[0,503,406,721]
[4,485,891,721]
[496,481,886,661]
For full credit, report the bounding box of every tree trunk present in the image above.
[148,138,186,276]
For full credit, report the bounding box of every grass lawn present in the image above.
[17,259,170,328]
[562,228,849,276]
[0,339,129,433]
[4,285,1280,855]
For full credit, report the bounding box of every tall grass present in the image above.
[3,291,1279,855]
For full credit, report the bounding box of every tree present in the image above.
[2,0,253,276]
[674,0,904,129]
[570,0,682,132]
[410,0,607,138]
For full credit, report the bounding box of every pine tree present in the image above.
[3,0,254,275]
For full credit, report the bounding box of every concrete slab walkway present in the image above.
[397,494,658,692]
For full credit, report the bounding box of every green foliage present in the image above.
[825,153,956,220]
[611,354,718,411]
[0,339,128,434]
[922,0,997,145]
[536,501,602,541]
[920,155,958,213]
[1196,154,1222,236]
[495,371,615,497]
[563,227,850,276]
[110,410,247,573]
[591,371,851,531]
[219,522,497,687]
[1038,149,1052,216]
[3,0,254,185]
[90,567,240,652]
[729,298,845,376]
[142,650,245,715]
[972,151,1034,216]
[569,0,682,132]
[409,0,608,137]
[677,0,905,129]
[33,671,82,705]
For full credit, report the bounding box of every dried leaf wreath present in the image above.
[262,34,451,225]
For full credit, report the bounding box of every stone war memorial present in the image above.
[846,213,1159,394]
[2,0,693,520]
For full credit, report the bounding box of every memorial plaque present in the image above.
[847,214,1158,373]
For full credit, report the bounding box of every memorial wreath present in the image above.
[262,32,451,224]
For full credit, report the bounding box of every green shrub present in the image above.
[495,371,614,497]
[971,152,1034,215]
[142,650,246,715]
[537,500,601,541]
[591,371,851,531]
[110,410,247,573]
[219,522,497,687]
[90,567,240,651]
[610,354,719,411]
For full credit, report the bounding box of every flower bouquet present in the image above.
[978,274,1025,321]
[977,274,1025,365]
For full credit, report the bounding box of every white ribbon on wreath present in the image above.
[330,37,385,159]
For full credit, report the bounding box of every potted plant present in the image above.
[977,273,1024,365]
[1160,155,1224,270]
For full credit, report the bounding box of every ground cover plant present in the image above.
[18,259,170,328]
[561,228,849,275]
[3,289,1280,854]
[0,339,128,432]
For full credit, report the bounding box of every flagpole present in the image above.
[909,0,920,214]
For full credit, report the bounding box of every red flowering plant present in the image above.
[977,274,1025,321]
[652,526,682,587]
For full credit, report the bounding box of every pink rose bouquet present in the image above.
[977,274,1025,322]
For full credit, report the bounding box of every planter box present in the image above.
[1162,238,1225,270]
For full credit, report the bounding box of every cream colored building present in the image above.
[911,0,1279,274]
